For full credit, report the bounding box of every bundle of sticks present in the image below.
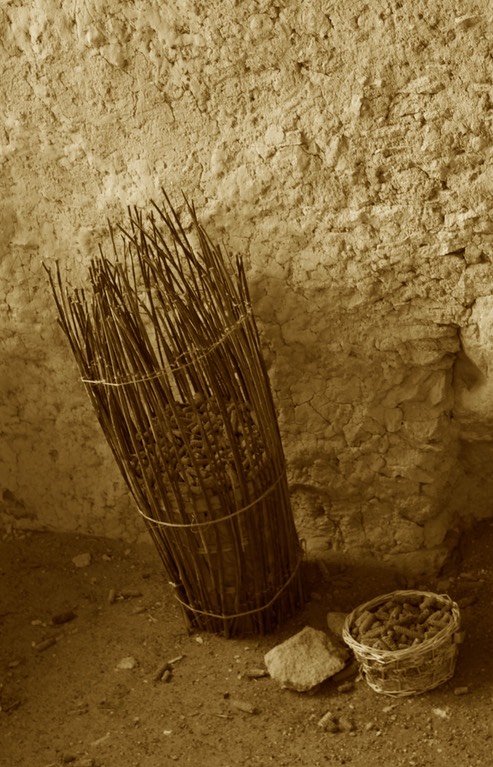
[46,193,303,636]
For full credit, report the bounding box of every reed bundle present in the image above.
[46,193,304,636]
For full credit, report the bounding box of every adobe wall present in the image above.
[2,1,493,572]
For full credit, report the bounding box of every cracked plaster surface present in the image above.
[2,0,493,571]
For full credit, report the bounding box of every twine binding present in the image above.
[169,554,303,622]
[136,471,284,530]
[80,311,252,387]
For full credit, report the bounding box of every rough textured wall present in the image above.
[2,0,493,572]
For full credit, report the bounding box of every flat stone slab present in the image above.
[264,626,350,692]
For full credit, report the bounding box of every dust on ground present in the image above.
[1,519,492,767]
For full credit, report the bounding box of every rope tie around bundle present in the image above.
[46,192,304,636]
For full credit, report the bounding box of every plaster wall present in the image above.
[2,0,493,572]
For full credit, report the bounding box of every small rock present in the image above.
[119,589,143,599]
[264,626,350,692]
[337,681,355,693]
[51,610,77,625]
[72,552,92,568]
[33,637,57,653]
[161,668,172,683]
[326,612,348,638]
[243,668,269,679]
[432,707,450,720]
[230,698,259,715]
[382,704,397,713]
[318,711,339,732]
[454,686,469,696]
[338,715,355,733]
[153,662,172,682]
[116,656,138,670]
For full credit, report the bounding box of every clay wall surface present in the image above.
[2,1,493,571]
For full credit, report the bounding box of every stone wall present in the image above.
[2,1,493,572]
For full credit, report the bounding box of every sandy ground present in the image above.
[1,519,492,767]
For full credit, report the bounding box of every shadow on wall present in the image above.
[0,488,36,531]
[0,329,132,537]
[250,268,465,572]
[0,344,75,533]
[449,305,493,525]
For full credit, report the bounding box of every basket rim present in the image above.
[342,589,460,661]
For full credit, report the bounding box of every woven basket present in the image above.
[143,472,303,636]
[47,195,305,637]
[342,590,462,697]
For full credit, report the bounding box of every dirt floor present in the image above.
[1,519,493,767]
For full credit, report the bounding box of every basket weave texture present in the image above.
[342,590,461,697]
[46,195,304,637]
